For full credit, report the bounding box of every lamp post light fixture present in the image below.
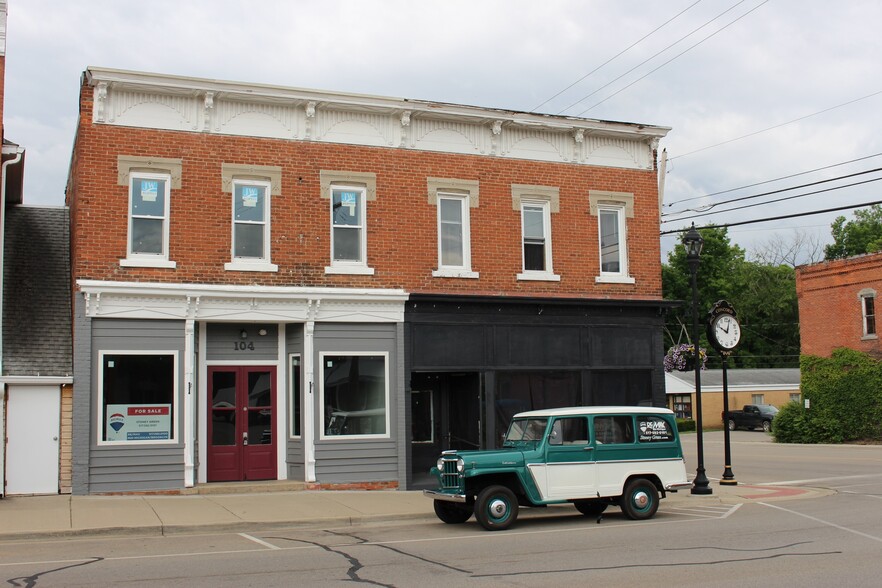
[683,223,712,495]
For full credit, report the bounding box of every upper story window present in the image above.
[321,170,376,275]
[428,177,479,279]
[118,156,181,269]
[589,190,635,284]
[860,289,877,338]
[512,184,560,282]
[222,163,281,273]
[129,173,170,257]
[332,185,366,261]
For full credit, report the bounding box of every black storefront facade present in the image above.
[405,294,676,488]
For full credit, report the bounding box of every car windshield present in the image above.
[759,405,779,415]
[504,418,548,446]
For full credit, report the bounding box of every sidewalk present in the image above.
[0,482,832,542]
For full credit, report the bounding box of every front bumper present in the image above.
[423,489,467,503]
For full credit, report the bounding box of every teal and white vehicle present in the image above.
[425,406,691,531]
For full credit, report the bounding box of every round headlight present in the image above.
[437,457,445,471]
[456,458,465,472]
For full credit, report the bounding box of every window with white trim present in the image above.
[438,194,475,271]
[321,171,376,275]
[224,179,277,272]
[589,190,635,284]
[599,205,626,274]
[321,353,389,439]
[429,178,479,279]
[861,290,877,337]
[332,186,365,261]
[98,351,178,445]
[512,184,559,282]
[522,202,549,271]
[125,172,173,266]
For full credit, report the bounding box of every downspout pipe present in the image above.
[0,145,24,498]
[0,145,24,375]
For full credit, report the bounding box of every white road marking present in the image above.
[238,532,281,550]
[760,502,882,543]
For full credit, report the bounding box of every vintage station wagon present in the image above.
[424,406,691,531]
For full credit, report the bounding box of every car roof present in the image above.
[513,406,674,418]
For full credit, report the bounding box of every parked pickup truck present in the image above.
[723,404,778,432]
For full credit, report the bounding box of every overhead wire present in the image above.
[664,152,882,208]
[529,0,704,113]
[669,89,882,160]
[575,0,769,116]
[556,0,752,115]
[659,197,882,235]
[664,175,882,223]
[661,165,882,218]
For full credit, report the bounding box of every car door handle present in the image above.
[583,446,594,451]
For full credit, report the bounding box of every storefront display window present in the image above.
[321,354,389,438]
[99,352,177,443]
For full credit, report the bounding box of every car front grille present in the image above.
[439,458,461,490]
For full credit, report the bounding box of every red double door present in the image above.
[208,366,277,482]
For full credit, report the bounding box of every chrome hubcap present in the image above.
[634,491,650,508]
[489,498,508,518]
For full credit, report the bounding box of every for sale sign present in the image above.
[106,404,172,441]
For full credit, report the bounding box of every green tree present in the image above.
[663,226,745,351]
[824,204,882,260]
[663,225,800,368]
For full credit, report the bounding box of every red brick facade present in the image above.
[795,252,882,359]
[67,78,664,300]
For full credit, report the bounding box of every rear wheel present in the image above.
[727,419,736,431]
[619,478,659,520]
[474,485,519,531]
[433,500,472,524]
[574,500,608,517]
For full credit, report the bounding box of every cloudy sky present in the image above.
[5,0,881,261]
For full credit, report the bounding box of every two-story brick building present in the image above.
[796,251,880,359]
[66,67,673,494]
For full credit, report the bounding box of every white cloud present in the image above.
[5,0,882,255]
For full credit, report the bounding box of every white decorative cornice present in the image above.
[77,280,408,323]
[84,67,670,170]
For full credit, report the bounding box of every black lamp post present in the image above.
[683,223,712,495]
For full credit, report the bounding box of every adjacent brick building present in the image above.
[796,252,881,360]
[67,67,673,493]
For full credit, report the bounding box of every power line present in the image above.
[662,166,882,219]
[529,0,704,113]
[575,0,768,116]
[659,198,882,235]
[669,89,882,160]
[664,152,882,208]
[558,0,752,115]
[664,176,882,223]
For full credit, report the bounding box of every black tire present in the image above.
[619,478,659,520]
[762,420,772,433]
[433,500,472,524]
[574,500,608,517]
[474,485,519,531]
[727,419,736,431]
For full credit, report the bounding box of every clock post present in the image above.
[707,300,741,486]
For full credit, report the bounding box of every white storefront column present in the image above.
[276,323,288,479]
[303,301,317,482]
[184,319,196,487]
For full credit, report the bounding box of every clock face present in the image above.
[712,315,741,349]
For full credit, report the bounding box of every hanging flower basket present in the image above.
[664,343,707,372]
